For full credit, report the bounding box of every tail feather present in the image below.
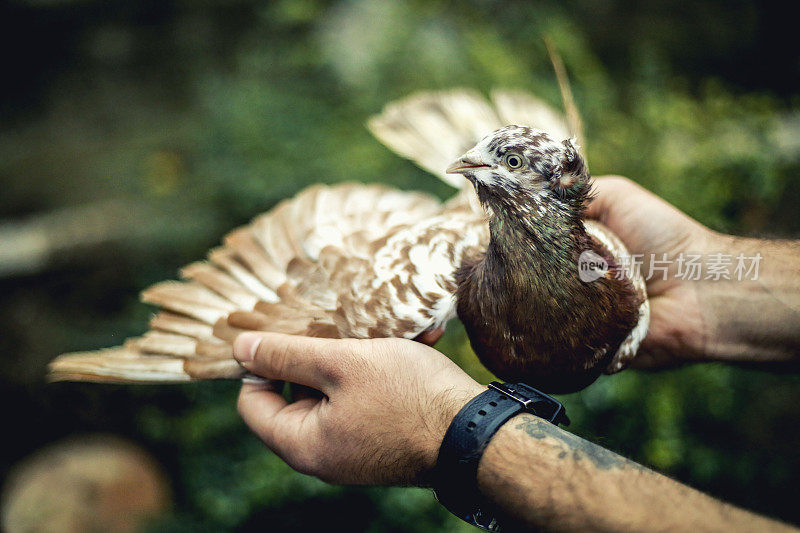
[180,262,260,310]
[195,340,233,359]
[144,281,237,313]
[49,348,197,383]
[250,202,301,272]
[127,332,198,357]
[141,282,229,325]
[182,357,244,380]
[223,228,288,291]
[149,311,215,339]
[208,247,279,303]
[212,318,249,343]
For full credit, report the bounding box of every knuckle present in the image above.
[320,338,361,382]
[322,362,347,385]
[297,337,344,384]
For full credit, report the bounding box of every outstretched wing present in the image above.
[49,184,487,383]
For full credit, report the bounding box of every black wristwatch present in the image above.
[433,382,570,531]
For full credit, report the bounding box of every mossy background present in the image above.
[1,0,799,530]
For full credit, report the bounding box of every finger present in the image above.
[237,380,287,440]
[233,332,342,392]
[237,381,317,455]
[413,327,444,346]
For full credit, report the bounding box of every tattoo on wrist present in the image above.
[515,415,645,471]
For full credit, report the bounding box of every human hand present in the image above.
[234,333,484,486]
[585,176,720,368]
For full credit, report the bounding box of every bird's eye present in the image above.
[504,153,524,169]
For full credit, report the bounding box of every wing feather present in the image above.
[585,220,650,373]
[50,183,483,383]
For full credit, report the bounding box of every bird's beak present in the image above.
[446,150,490,175]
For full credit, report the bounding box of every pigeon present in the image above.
[49,89,649,393]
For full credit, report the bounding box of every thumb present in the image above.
[233,332,342,392]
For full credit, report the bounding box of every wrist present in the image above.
[663,230,750,364]
[418,381,485,486]
[431,383,570,528]
[693,232,739,360]
[695,234,800,363]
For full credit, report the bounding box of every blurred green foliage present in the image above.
[2,0,799,531]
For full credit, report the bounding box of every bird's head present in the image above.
[447,125,590,210]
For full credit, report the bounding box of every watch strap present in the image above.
[433,382,569,530]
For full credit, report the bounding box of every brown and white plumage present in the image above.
[51,183,481,382]
[49,89,648,388]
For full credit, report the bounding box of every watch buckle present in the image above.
[487,382,570,426]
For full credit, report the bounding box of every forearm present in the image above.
[476,414,794,532]
[698,236,800,364]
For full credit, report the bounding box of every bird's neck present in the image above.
[482,192,588,291]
